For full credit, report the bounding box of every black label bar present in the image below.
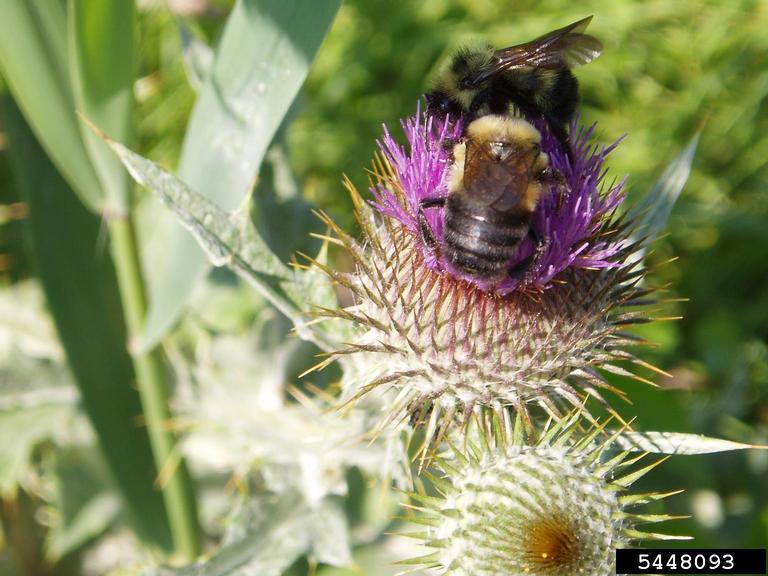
[616,549,767,574]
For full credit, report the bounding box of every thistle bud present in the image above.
[401,414,686,575]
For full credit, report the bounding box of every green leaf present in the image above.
[0,281,68,375]
[44,446,121,560]
[0,283,79,459]
[616,431,766,455]
[68,0,135,213]
[142,0,341,350]
[148,492,350,576]
[106,136,335,352]
[252,141,324,264]
[0,0,103,211]
[178,19,213,91]
[628,133,700,243]
[2,96,173,553]
[0,404,75,496]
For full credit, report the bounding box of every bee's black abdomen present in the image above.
[443,195,529,280]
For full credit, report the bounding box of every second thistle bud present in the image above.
[401,415,686,576]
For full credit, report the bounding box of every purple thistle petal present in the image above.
[370,104,628,294]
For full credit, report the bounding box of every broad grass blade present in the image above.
[3,98,173,553]
[68,0,135,212]
[141,0,341,350]
[0,0,103,211]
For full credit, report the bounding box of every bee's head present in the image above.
[450,46,494,89]
[425,89,463,119]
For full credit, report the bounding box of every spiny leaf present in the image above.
[103,134,336,352]
[44,446,121,560]
[0,404,75,496]
[615,431,766,455]
[146,492,351,576]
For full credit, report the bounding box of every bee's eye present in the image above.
[439,100,461,118]
[459,75,474,90]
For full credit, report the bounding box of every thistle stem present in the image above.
[108,214,199,562]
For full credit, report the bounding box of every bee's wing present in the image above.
[503,32,603,68]
[465,16,602,86]
[463,147,532,210]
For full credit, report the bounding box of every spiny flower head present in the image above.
[313,105,661,445]
[401,413,687,576]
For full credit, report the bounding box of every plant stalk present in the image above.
[108,214,199,562]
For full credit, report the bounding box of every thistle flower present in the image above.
[400,414,687,576]
[371,112,628,294]
[313,105,660,444]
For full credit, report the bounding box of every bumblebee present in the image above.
[419,115,561,283]
[425,16,602,156]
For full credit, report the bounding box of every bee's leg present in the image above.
[421,197,446,209]
[528,225,549,257]
[418,211,438,251]
[539,166,568,212]
[540,166,563,180]
[507,226,549,282]
[507,253,536,280]
[507,255,533,280]
[440,137,457,160]
[418,198,445,251]
[544,114,573,163]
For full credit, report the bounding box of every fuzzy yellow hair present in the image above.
[466,115,541,146]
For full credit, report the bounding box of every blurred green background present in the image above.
[0,0,766,573]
